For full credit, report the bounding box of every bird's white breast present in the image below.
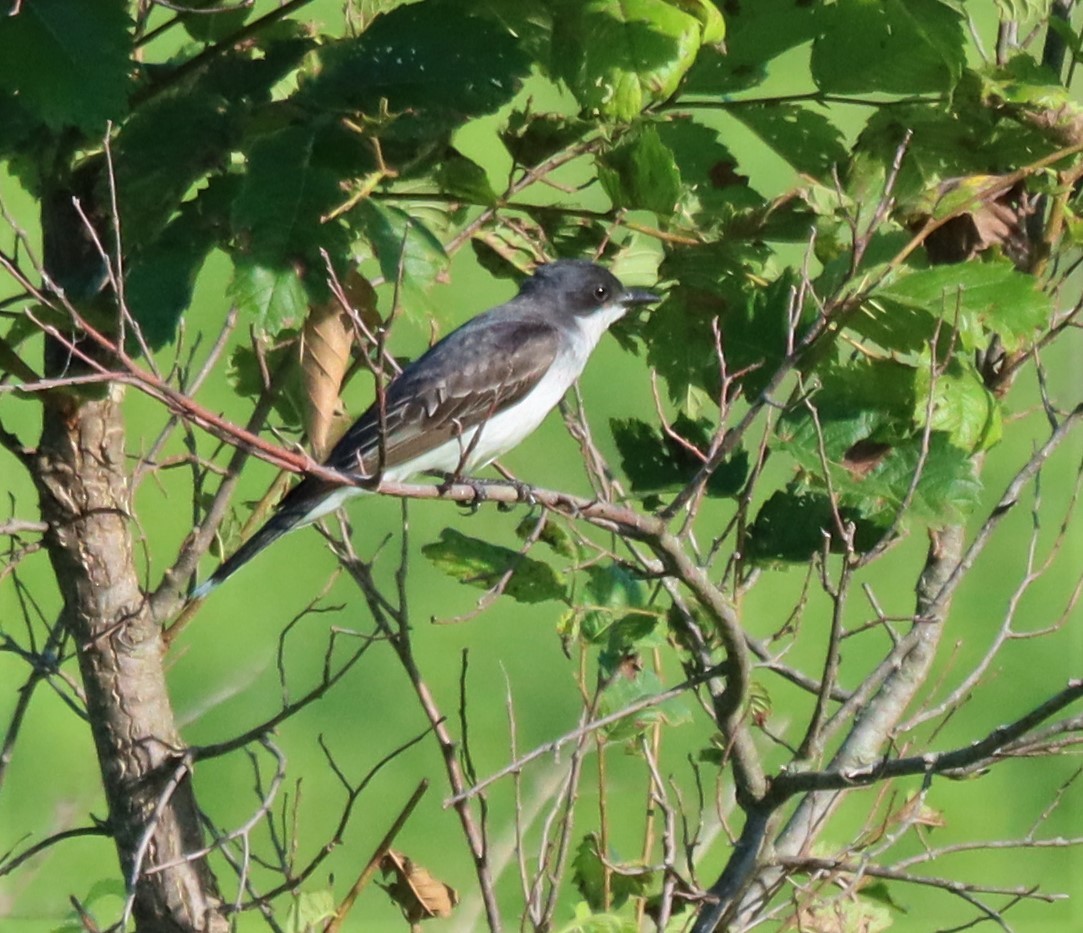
[297,303,624,525]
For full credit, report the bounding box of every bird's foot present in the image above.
[436,472,489,513]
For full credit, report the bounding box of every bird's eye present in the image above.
[593,284,610,302]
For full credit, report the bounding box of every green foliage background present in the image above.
[1,0,1081,930]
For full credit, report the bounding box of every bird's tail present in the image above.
[190,490,322,600]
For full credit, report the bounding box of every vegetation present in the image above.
[1,1,1081,931]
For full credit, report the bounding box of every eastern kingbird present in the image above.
[192,260,659,597]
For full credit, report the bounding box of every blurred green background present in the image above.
[2,1,1082,931]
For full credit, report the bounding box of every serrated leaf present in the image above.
[611,416,748,498]
[580,564,645,643]
[232,125,348,268]
[683,0,818,95]
[228,259,310,335]
[553,0,704,121]
[298,1,528,136]
[227,339,306,430]
[642,288,725,410]
[501,110,592,166]
[811,0,965,95]
[916,358,1002,452]
[355,200,449,305]
[195,32,315,104]
[0,0,131,133]
[422,528,567,604]
[876,260,1051,352]
[434,148,498,205]
[732,103,848,179]
[597,124,682,216]
[112,91,238,245]
[124,208,217,349]
[745,489,889,564]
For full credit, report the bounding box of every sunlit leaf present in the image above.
[553,0,704,121]
[227,259,310,335]
[597,124,683,216]
[811,0,966,95]
[877,259,1051,351]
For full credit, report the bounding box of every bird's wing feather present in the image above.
[325,315,562,475]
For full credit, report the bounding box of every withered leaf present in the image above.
[842,438,892,479]
[300,267,377,458]
[917,177,1035,269]
[379,849,459,923]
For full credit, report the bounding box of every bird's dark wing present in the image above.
[324,315,562,475]
[191,315,561,598]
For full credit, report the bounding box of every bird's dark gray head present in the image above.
[518,259,659,318]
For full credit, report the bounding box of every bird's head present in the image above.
[519,260,660,324]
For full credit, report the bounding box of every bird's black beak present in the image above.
[622,287,661,307]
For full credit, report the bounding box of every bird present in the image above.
[192,260,660,597]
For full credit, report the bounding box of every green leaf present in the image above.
[811,0,965,95]
[124,207,217,349]
[611,416,748,498]
[674,0,725,44]
[580,564,646,643]
[716,268,809,396]
[745,489,889,563]
[864,432,983,522]
[597,124,683,216]
[515,515,578,559]
[298,0,528,136]
[181,0,253,42]
[580,563,645,645]
[731,103,848,179]
[572,834,653,911]
[232,125,349,268]
[683,0,819,94]
[227,259,309,335]
[556,903,639,933]
[876,260,1051,352]
[422,528,567,604]
[227,338,306,430]
[0,0,131,133]
[917,358,1002,452]
[775,359,983,523]
[354,200,450,305]
[641,289,723,410]
[283,889,336,933]
[553,0,704,121]
[501,110,592,166]
[113,91,239,245]
[434,148,498,206]
[194,32,315,104]
[599,668,691,741]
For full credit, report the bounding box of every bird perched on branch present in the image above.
[192,260,659,597]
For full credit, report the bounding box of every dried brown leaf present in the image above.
[918,177,1035,268]
[379,849,459,922]
[842,439,892,480]
[301,268,377,458]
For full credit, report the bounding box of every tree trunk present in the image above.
[33,382,228,932]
